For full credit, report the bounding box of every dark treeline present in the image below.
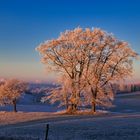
[114,83,140,94]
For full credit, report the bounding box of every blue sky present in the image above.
[0,0,140,82]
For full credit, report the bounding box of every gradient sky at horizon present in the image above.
[0,0,140,82]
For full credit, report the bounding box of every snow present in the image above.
[0,92,140,139]
[0,112,52,125]
[1,113,140,140]
[0,104,57,112]
[110,91,140,113]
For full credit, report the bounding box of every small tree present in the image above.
[0,79,28,112]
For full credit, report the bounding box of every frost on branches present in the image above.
[0,79,28,112]
[37,27,137,113]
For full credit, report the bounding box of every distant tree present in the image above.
[0,79,28,112]
[37,27,137,113]
[131,84,134,92]
[133,85,137,92]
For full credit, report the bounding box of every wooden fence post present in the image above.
[45,124,49,140]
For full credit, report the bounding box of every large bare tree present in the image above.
[37,27,137,113]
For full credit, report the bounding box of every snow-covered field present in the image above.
[0,92,140,140]
[1,113,140,140]
[110,92,140,113]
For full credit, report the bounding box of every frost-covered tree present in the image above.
[0,79,28,112]
[41,75,79,112]
[37,28,89,112]
[37,27,137,113]
[82,30,138,112]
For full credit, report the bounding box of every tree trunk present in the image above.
[67,103,77,113]
[70,80,78,113]
[91,87,97,113]
[65,96,69,110]
[13,99,17,112]
[71,103,76,112]
[66,103,69,111]
[92,101,96,113]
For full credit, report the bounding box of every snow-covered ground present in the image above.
[1,113,140,140]
[110,91,140,113]
[1,92,140,113]
[0,92,140,140]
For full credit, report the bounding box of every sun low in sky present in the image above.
[0,0,140,82]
